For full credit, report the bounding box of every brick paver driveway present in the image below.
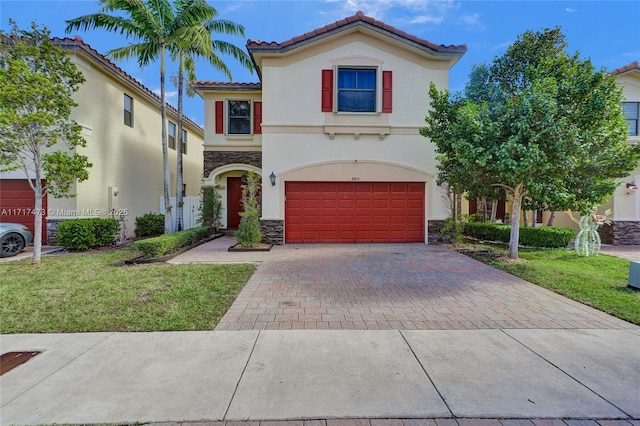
[205,239,635,331]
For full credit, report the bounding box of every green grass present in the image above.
[0,247,256,333]
[462,245,640,325]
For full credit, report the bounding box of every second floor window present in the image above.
[228,100,251,134]
[124,94,133,127]
[181,129,187,154]
[337,68,376,112]
[168,122,176,149]
[623,102,639,136]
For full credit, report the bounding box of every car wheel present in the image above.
[0,233,25,258]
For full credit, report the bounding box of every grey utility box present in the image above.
[630,261,640,289]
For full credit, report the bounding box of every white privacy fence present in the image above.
[160,196,202,232]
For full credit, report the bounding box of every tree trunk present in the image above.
[456,193,462,220]
[32,178,42,265]
[160,46,172,234]
[176,55,184,232]
[547,211,556,226]
[532,210,538,228]
[523,211,530,227]
[508,184,524,259]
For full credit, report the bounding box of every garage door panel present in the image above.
[0,179,47,243]
[285,182,424,243]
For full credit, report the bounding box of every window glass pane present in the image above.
[124,94,133,127]
[623,102,639,136]
[338,69,356,89]
[357,69,376,89]
[623,102,639,118]
[228,100,251,134]
[168,122,176,149]
[338,91,376,112]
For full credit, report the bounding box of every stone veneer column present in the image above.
[260,219,284,245]
[427,219,446,244]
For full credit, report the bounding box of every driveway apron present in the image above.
[212,241,635,331]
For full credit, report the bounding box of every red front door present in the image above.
[226,177,242,228]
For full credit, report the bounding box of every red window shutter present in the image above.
[253,101,262,134]
[322,69,333,112]
[215,101,223,134]
[382,70,392,113]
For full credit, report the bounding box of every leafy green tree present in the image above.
[0,22,92,265]
[170,0,253,230]
[422,27,640,259]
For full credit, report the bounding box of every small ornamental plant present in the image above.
[234,171,263,247]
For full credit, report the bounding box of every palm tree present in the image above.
[65,0,220,233]
[170,0,253,230]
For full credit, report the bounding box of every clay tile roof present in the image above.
[51,37,204,134]
[191,81,262,90]
[246,10,466,54]
[610,61,640,76]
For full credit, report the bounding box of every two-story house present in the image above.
[194,11,466,244]
[0,36,205,242]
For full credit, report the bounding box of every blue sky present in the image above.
[1,0,639,127]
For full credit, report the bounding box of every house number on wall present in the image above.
[351,177,360,181]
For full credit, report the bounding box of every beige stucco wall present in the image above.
[258,32,456,241]
[44,50,204,237]
[201,92,262,151]
[613,71,640,220]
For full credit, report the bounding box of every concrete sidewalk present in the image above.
[1,329,639,424]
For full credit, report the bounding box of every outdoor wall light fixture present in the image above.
[270,171,276,186]
[626,181,638,194]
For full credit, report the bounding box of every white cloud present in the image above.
[459,12,483,29]
[565,8,577,13]
[324,0,457,25]
[152,89,178,101]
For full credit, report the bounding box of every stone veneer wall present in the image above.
[427,219,446,244]
[46,218,66,245]
[597,223,614,245]
[204,151,262,178]
[612,220,640,245]
[261,219,284,245]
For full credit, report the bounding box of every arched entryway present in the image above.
[203,164,262,229]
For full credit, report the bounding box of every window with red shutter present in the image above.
[215,101,223,134]
[322,69,333,112]
[382,70,392,113]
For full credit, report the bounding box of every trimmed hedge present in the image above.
[135,226,213,258]
[135,212,164,237]
[463,222,575,248]
[57,218,120,251]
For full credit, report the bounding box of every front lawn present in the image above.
[0,247,256,333]
[459,245,640,325]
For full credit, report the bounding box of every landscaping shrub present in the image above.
[135,226,213,258]
[135,212,164,237]
[463,222,575,248]
[235,171,263,246]
[57,218,120,251]
[441,218,464,244]
[199,187,222,228]
[519,226,575,248]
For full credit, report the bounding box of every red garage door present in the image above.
[285,182,424,243]
[0,179,47,243]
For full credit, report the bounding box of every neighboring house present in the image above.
[463,61,640,245]
[602,61,640,245]
[194,11,466,244]
[0,36,205,242]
